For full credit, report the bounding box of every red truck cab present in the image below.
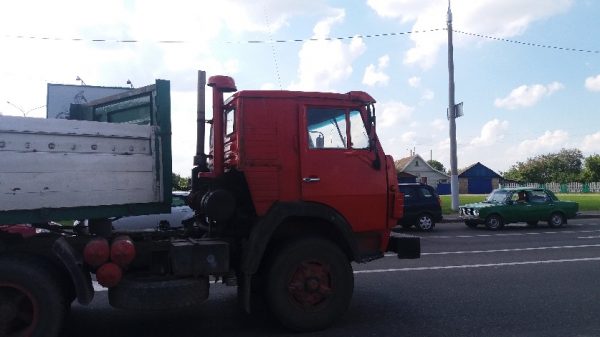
[188,76,418,330]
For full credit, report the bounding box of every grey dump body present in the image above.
[0,81,172,224]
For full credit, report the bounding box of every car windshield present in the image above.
[485,190,509,203]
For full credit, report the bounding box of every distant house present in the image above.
[395,154,449,188]
[458,162,503,194]
[397,171,417,183]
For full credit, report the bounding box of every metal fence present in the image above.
[500,182,600,193]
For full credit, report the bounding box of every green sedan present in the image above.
[459,187,579,230]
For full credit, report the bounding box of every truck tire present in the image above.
[0,255,67,337]
[265,237,353,332]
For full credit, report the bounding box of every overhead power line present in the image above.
[2,29,444,45]
[2,28,598,54]
[453,29,600,54]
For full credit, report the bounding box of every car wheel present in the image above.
[548,212,565,228]
[485,214,504,230]
[415,214,435,231]
[265,237,353,332]
[465,221,478,228]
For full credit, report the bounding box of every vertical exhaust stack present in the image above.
[192,73,237,193]
[192,71,207,193]
[207,75,237,177]
[194,70,207,171]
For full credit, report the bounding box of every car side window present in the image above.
[171,195,187,207]
[419,187,433,199]
[529,190,550,204]
[400,186,414,199]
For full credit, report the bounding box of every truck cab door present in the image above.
[299,107,388,233]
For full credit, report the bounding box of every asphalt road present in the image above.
[63,218,600,337]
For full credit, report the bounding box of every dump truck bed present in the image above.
[0,80,172,224]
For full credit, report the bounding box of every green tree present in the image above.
[582,154,600,182]
[172,173,191,191]
[427,159,446,173]
[503,148,583,183]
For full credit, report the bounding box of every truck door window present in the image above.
[225,108,235,135]
[349,110,369,149]
[306,108,347,149]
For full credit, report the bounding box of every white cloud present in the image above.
[421,89,435,101]
[260,83,277,90]
[494,82,564,110]
[367,0,573,69]
[585,74,600,92]
[363,55,391,87]
[470,119,509,147]
[289,9,366,91]
[401,131,417,144]
[377,100,415,128]
[582,132,600,153]
[430,118,447,132]
[408,76,421,87]
[515,130,569,157]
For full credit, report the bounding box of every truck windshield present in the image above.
[225,108,235,135]
[349,110,369,149]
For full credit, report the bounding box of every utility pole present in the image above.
[447,0,459,211]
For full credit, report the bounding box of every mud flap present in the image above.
[387,234,420,259]
[52,237,94,305]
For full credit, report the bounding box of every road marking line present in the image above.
[426,229,600,239]
[384,243,600,257]
[354,257,600,274]
[422,244,600,255]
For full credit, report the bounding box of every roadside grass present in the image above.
[440,193,600,215]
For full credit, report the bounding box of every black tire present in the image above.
[465,221,478,228]
[526,221,538,227]
[548,212,566,228]
[415,213,435,231]
[485,214,504,230]
[0,255,67,337]
[265,237,353,332]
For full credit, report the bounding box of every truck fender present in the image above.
[52,237,94,305]
[240,201,359,275]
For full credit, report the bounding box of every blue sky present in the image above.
[1,0,599,176]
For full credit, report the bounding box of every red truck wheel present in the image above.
[0,256,67,337]
[265,237,353,332]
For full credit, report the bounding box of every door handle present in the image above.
[303,177,321,183]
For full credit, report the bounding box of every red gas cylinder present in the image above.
[110,235,136,267]
[96,262,122,288]
[83,237,110,267]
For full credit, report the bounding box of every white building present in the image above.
[395,154,449,188]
